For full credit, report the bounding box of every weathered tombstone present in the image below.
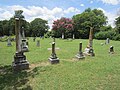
[12,10,29,71]
[21,39,29,52]
[84,27,95,56]
[75,42,85,59]
[109,46,114,54]
[62,33,64,39]
[73,34,75,39]
[7,37,12,46]
[105,38,110,44]
[36,40,40,47]
[21,27,29,52]
[48,42,59,64]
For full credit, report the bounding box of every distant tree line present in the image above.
[0,18,49,37]
[0,8,120,40]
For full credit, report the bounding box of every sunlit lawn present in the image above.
[0,38,120,90]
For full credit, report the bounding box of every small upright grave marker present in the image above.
[105,38,110,44]
[48,42,59,64]
[109,46,114,54]
[7,37,12,46]
[75,42,85,59]
[36,40,40,47]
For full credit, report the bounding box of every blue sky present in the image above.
[0,0,120,28]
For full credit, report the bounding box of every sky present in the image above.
[0,0,120,28]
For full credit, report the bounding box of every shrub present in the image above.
[113,34,120,41]
[95,30,116,40]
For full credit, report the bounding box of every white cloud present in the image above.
[64,7,80,14]
[0,5,80,29]
[100,0,120,5]
[80,4,84,7]
[90,1,93,3]
[98,8,118,27]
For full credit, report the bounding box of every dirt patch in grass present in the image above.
[30,62,50,69]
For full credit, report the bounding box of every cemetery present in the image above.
[0,6,120,90]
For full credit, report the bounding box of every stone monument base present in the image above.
[22,46,29,52]
[83,48,95,56]
[48,57,59,64]
[12,52,29,71]
[75,53,85,59]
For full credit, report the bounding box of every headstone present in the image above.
[21,20,28,52]
[109,46,114,54]
[36,40,40,47]
[48,42,59,64]
[75,42,85,59]
[21,39,29,52]
[105,38,110,44]
[62,33,64,39]
[7,37,12,46]
[12,10,29,71]
[84,27,95,56]
[73,34,75,39]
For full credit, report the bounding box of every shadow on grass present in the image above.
[0,65,39,90]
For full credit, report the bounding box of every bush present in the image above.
[95,30,116,40]
[113,34,120,41]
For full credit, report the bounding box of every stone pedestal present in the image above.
[21,39,29,52]
[48,42,59,64]
[75,42,85,59]
[12,52,29,71]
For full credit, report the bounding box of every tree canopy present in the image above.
[30,18,49,37]
[72,8,107,38]
[52,17,74,38]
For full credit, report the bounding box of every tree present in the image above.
[52,17,74,38]
[30,18,49,37]
[115,16,120,34]
[72,8,107,39]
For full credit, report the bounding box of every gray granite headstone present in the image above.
[105,38,110,44]
[36,40,40,47]
[7,38,12,46]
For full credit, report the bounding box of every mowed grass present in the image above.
[0,38,120,90]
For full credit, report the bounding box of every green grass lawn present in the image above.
[0,38,120,90]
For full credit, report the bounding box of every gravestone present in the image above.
[73,34,75,39]
[21,39,29,52]
[7,37,12,46]
[36,40,40,47]
[62,33,64,39]
[105,38,110,44]
[12,10,29,71]
[48,42,59,64]
[75,42,85,59]
[109,46,114,54]
[84,27,95,56]
[21,27,29,52]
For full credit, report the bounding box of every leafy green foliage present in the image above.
[72,8,107,39]
[30,18,49,37]
[52,17,74,38]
